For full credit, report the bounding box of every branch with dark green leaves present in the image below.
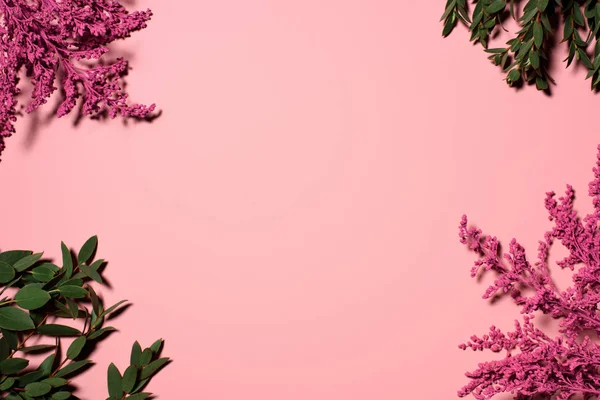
[0,236,169,399]
[441,0,600,90]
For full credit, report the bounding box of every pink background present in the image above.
[0,1,599,399]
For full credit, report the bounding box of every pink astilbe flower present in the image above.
[0,0,154,154]
[458,145,600,400]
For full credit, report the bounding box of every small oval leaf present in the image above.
[37,324,81,337]
[78,236,97,264]
[15,286,51,310]
[66,336,86,360]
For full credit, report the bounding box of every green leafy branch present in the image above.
[105,340,170,400]
[441,0,600,90]
[441,0,471,38]
[0,237,169,399]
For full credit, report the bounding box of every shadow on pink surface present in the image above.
[20,59,163,152]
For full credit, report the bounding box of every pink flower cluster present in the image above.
[0,0,154,154]
[458,145,600,400]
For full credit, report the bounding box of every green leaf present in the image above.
[534,21,543,47]
[139,348,152,366]
[541,13,551,31]
[1,328,18,350]
[107,363,124,399]
[42,377,68,387]
[0,307,35,331]
[40,263,59,273]
[0,337,9,360]
[0,358,29,374]
[15,286,50,310]
[149,339,163,354]
[19,344,56,353]
[486,0,506,14]
[65,298,79,320]
[0,250,32,266]
[20,391,35,399]
[565,41,577,67]
[139,357,169,380]
[574,5,585,26]
[79,264,102,284]
[517,40,534,62]
[130,341,142,366]
[536,76,549,90]
[594,54,600,70]
[31,266,54,282]
[0,376,15,390]
[564,15,574,39]
[530,51,540,68]
[130,377,149,394]
[122,365,138,394]
[42,270,66,293]
[61,242,73,279]
[442,15,455,37]
[91,310,104,330]
[440,1,456,22]
[17,370,45,386]
[53,300,74,318]
[521,5,538,23]
[37,354,55,377]
[13,253,43,272]
[78,236,97,264]
[508,68,521,82]
[87,285,101,316]
[537,0,549,11]
[0,262,15,283]
[579,49,595,69]
[484,18,496,29]
[58,278,83,288]
[24,382,52,396]
[102,300,128,317]
[508,38,520,52]
[51,392,71,400]
[54,359,91,378]
[87,326,116,340]
[472,2,484,26]
[37,324,81,337]
[58,285,88,299]
[89,258,104,273]
[484,48,506,54]
[585,3,595,18]
[66,336,86,360]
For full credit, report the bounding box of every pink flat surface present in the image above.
[0,2,598,399]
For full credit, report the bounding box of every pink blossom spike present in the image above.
[458,145,600,399]
[0,0,154,156]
